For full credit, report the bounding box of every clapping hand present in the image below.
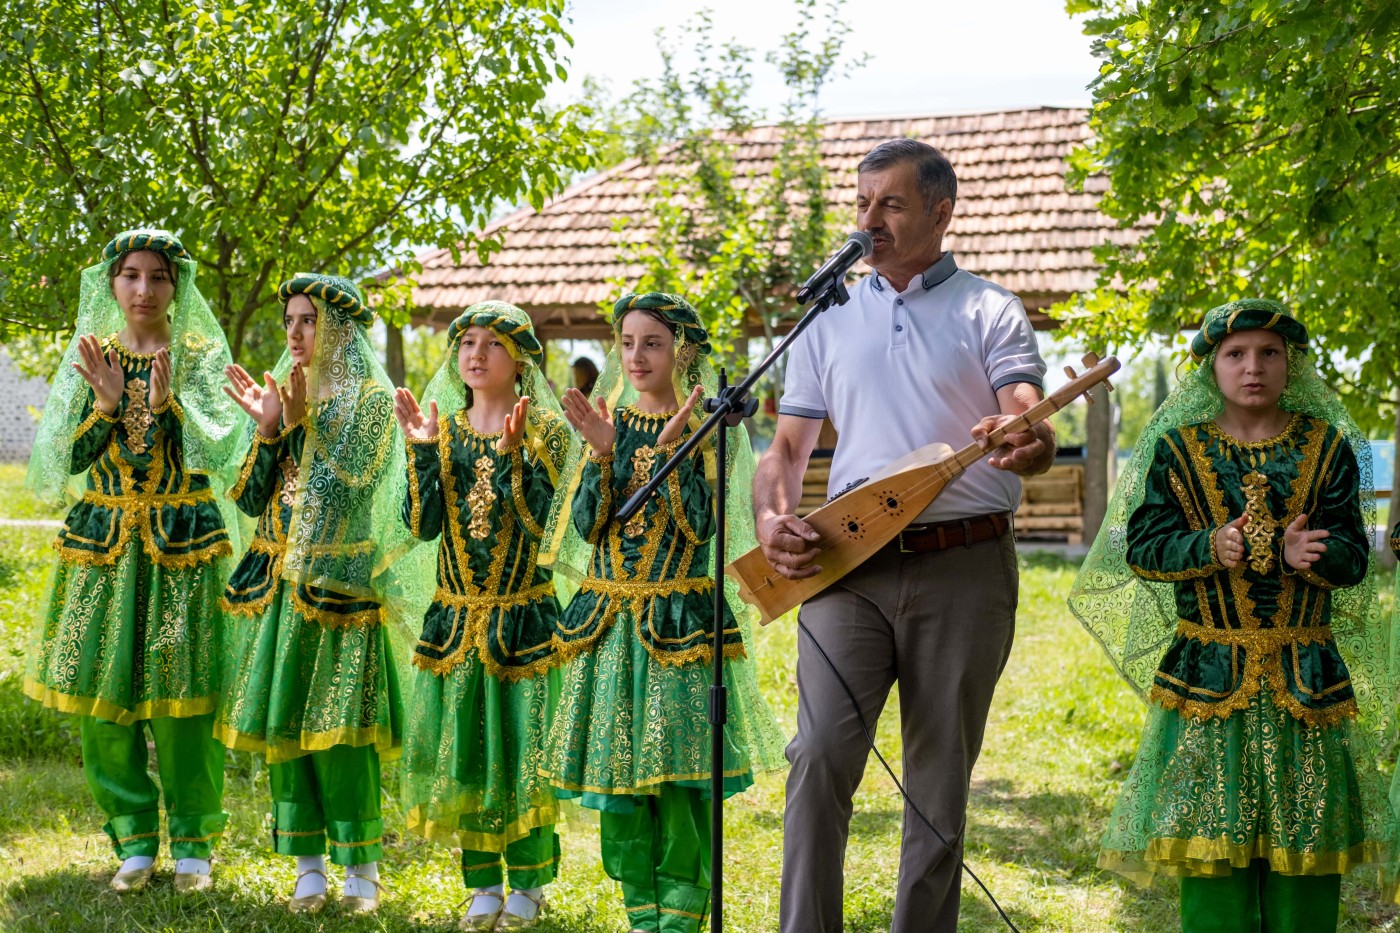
[73,334,125,416]
[562,387,616,458]
[1214,514,1249,569]
[394,387,440,440]
[657,385,703,446]
[224,364,283,438]
[282,363,308,427]
[1283,513,1330,572]
[498,396,531,453]
[148,348,172,411]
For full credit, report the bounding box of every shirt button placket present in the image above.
[892,297,908,347]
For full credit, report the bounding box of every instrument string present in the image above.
[743,369,1106,596]
[800,396,1074,548]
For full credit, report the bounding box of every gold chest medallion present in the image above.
[121,377,155,454]
[467,455,497,540]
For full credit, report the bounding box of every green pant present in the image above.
[268,743,383,865]
[80,713,227,861]
[600,785,710,933]
[461,826,561,889]
[1180,861,1341,933]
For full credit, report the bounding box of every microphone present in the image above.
[795,231,874,304]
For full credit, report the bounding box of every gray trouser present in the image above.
[779,531,1018,933]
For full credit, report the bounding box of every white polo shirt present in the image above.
[778,252,1047,524]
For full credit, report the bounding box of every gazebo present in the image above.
[406,106,1146,539]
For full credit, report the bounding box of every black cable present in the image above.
[797,618,1022,933]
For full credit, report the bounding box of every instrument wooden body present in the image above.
[728,355,1120,624]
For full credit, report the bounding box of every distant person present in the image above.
[571,356,599,397]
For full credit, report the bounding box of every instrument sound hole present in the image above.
[846,520,859,533]
[886,497,899,509]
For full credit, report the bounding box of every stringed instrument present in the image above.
[728,353,1120,624]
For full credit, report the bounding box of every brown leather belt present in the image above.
[896,512,1011,554]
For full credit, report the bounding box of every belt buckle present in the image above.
[899,529,914,554]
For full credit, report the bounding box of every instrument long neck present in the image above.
[942,390,1077,480]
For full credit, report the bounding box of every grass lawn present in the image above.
[0,505,1395,929]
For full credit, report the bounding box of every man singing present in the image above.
[754,139,1054,932]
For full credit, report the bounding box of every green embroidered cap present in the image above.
[611,292,712,356]
[277,273,372,328]
[446,300,543,364]
[101,229,191,263]
[1190,298,1310,362]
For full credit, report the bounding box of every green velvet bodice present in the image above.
[221,411,381,627]
[55,336,229,569]
[1126,414,1368,725]
[402,411,560,679]
[553,406,742,667]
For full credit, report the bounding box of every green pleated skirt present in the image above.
[26,549,228,724]
[1100,682,1396,895]
[402,651,562,853]
[542,605,757,813]
[213,580,400,763]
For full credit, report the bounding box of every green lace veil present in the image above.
[539,291,785,772]
[1067,299,1395,854]
[26,229,244,538]
[269,273,433,652]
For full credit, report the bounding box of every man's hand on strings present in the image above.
[757,513,824,580]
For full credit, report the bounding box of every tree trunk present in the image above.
[1381,390,1400,569]
[385,323,405,388]
[1082,383,1112,544]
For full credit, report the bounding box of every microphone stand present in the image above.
[614,277,852,931]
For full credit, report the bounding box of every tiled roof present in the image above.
[410,106,1144,337]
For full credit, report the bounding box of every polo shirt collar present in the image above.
[871,251,959,294]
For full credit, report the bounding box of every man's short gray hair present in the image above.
[857,139,957,214]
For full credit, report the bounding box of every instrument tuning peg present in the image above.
[1084,392,1095,405]
[1063,365,1079,380]
[1104,378,1115,392]
[1081,351,1101,367]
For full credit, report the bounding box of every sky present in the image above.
[555,0,1101,117]
[551,0,1126,381]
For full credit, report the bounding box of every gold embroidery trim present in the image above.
[508,447,546,538]
[622,445,659,537]
[1100,838,1385,879]
[120,376,154,454]
[1153,619,1357,726]
[413,584,560,682]
[1294,565,1337,590]
[55,507,231,569]
[578,576,713,600]
[1241,470,1278,573]
[277,456,299,507]
[405,442,427,538]
[290,588,384,629]
[228,426,291,501]
[151,392,183,422]
[1203,413,1301,451]
[72,407,119,443]
[1174,618,1334,649]
[80,488,216,510]
[466,454,497,540]
[427,581,556,611]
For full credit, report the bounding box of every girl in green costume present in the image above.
[1068,300,1400,931]
[539,292,785,933]
[393,301,572,931]
[24,229,242,894]
[214,273,427,914]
